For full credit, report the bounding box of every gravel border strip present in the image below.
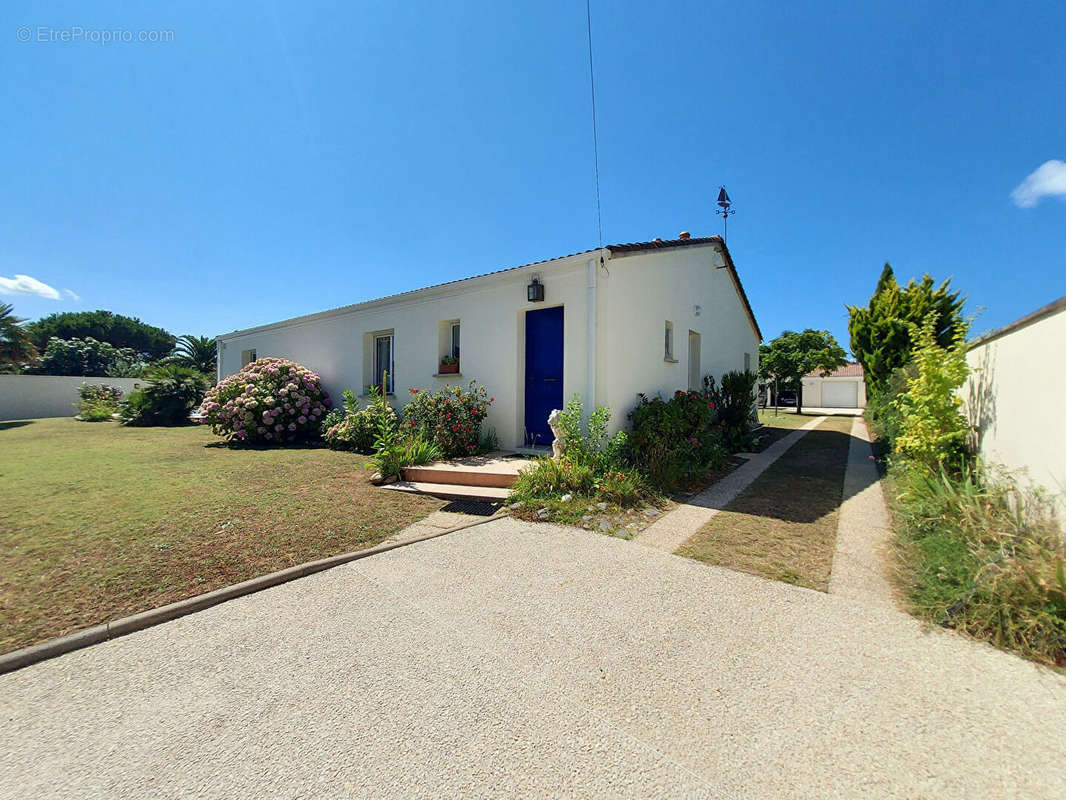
[827,416,895,606]
[0,513,507,675]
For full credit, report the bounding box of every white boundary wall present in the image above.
[0,375,144,421]
[963,297,1066,523]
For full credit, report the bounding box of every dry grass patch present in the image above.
[0,418,441,654]
[677,416,854,589]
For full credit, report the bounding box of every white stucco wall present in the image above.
[219,255,593,449]
[963,298,1066,523]
[217,241,761,448]
[597,243,761,426]
[0,375,144,421]
[801,376,867,408]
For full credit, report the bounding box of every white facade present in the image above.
[963,297,1066,526]
[217,237,761,449]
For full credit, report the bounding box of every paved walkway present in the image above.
[3,518,1064,798]
[829,416,896,606]
[636,415,825,552]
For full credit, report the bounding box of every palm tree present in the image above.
[171,335,217,375]
[0,303,38,367]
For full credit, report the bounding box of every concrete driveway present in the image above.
[2,518,1065,798]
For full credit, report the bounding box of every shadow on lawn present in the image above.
[0,420,34,431]
[203,440,328,451]
[691,425,868,525]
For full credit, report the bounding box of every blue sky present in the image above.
[2,1,1063,351]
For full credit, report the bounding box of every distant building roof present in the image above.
[805,362,864,378]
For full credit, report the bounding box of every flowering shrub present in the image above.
[322,388,399,453]
[200,357,331,444]
[75,383,124,422]
[404,381,493,458]
[628,390,726,491]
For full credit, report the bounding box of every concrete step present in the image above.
[403,465,517,488]
[401,453,534,489]
[384,481,512,501]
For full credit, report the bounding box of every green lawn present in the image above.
[757,408,826,429]
[678,416,854,589]
[0,418,441,654]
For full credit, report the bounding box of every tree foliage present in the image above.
[26,310,175,360]
[847,264,965,397]
[0,303,38,367]
[24,337,144,377]
[171,335,217,375]
[893,313,971,467]
[120,364,209,426]
[758,329,847,413]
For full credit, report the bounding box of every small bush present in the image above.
[510,457,653,509]
[478,427,499,454]
[628,390,726,492]
[200,357,331,443]
[594,468,652,507]
[511,457,597,499]
[555,395,628,472]
[75,383,124,421]
[365,380,442,479]
[120,364,208,426]
[891,462,1066,666]
[704,370,758,451]
[404,381,493,458]
[77,398,119,421]
[323,387,399,453]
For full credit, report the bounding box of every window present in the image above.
[664,321,675,361]
[241,348,257,367]
[744,352,751,372]
[437,319,461,373]
[373,334,394,393]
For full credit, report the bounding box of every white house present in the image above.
[800,363,867,409]
[216,233,762,449]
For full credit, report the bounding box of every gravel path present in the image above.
[636,415,825,552]
[829,416,896,606]
[3,518,1065,798]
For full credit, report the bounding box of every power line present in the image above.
[585,0,603,250]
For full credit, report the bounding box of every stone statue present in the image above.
[547,409,565,460]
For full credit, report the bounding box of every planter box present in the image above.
[438,362,460,374]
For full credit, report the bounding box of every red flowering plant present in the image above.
[403,381,494,458]
[628,389,726,492]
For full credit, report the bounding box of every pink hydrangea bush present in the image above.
[200,357,331,444]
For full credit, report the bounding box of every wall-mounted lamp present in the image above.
[527,277,544,302]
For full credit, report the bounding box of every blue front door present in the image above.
[524,306,564,446]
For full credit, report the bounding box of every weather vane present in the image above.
[715,186,734,242]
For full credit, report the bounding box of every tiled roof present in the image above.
[805,363,864,378]
[220,235,762,341]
